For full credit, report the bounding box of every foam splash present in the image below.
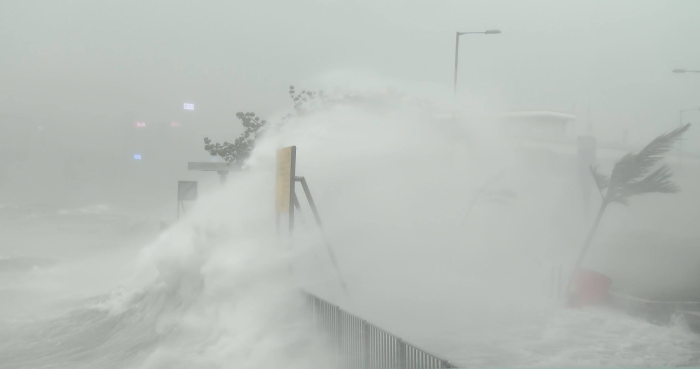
[2,77,699,368]
[441,307,700,368]
[0,168,335,368]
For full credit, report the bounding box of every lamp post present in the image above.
[673,69,700,74]
[453,29,501,96]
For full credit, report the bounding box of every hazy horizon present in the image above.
[2,1,700,211]
[2,1,700,368]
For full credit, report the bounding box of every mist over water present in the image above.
[0,160,336,368]
[1,72,700,367]
[3,1,700,365]
[6,75,700,367]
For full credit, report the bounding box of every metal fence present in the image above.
[304,292,458,369]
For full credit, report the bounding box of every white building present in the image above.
[492,110,577,142]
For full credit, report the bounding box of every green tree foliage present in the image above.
[203,85,415,164]
[286,85,327,118]
[203,85,326,164]
[203,112,266,165]
[567,123,691,299]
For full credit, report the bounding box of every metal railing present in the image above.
[304,292,458,369]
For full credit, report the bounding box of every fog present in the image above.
[2,0,700,368]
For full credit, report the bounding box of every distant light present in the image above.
[135,122,146,128]
[134,154,142,160]
[171,121,180,127]
[673,69,686,74]
[485,29,501,34]
[184,103,195,110]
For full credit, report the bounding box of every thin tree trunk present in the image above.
[565,201,608,300]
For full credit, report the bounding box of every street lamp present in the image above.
[673,69,700,74]
[454,29,501,95]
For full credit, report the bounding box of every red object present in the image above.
[569,268,612,307]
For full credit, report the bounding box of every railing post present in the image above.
[362,320,370,369]
[397,339,406,369]
[335,306,343,355]
[305,292,454,369]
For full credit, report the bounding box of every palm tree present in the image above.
[567,123,691,297]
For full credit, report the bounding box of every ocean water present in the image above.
[0,173,337,369]
[0,203,159,320]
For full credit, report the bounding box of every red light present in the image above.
[135,122,146,128]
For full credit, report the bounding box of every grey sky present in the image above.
[1,0,699,207]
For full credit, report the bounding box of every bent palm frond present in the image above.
[606,123,689,204]
[590,165,609,192]
[620,164,678,198]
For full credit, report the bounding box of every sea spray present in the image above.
[4,78,699,368]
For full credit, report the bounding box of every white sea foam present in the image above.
[2,75,699,368]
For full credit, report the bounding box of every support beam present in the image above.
[296,176,324,227]
[295,176,349,294]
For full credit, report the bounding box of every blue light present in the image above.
[134,154,142,160]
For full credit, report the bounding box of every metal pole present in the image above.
[680,111,684,166]
[289,147,297,235]
[297,176,324,227]
[679,110,690,166]
[335,306,343,351]
[296,176,349,294]
[292,193,311,226]
[293,193,303,212]
[453,32,460,96]
[178,201,186,218]
[362,320,370,369]
[398,339,407,369]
